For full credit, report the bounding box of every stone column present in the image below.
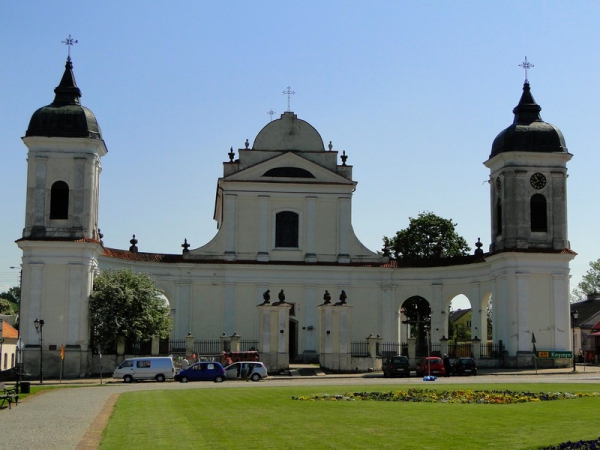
[472,337,481,360]
[230,332,241,352]
[151,336,160,356]
[305,197,317,262]
[257,301,291,372]
[318,301,352,371]
[224,194,237,261]
[220,333,230,353]
[257,196,269,262]
[185,333,194,356]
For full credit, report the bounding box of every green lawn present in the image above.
[100,383,600,450]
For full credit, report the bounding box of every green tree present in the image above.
[0,298,15,315]
[0,286,19,320]
[572,259,600,302]
[89,269,172,352]
[0,286,20,304]
[383,212,471,260]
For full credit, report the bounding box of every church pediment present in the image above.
[222,152,354,185]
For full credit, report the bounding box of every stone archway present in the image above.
[401,296,431,357]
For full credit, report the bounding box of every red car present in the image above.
[415,357,445,377]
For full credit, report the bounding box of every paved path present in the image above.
[1,366,599,449]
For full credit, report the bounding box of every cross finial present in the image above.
[518,56,534,83]
[62,34,78,59]
[267,109,276,121]
[282,86,295,112]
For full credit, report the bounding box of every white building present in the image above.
[17,57,575,377]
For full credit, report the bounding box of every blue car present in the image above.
[174,362,226,383]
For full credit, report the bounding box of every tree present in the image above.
[383,212,471,260]
[0,298,15,315]
[0,286,20,304]
[89,269,172,352]
[0,286,19,320]
[572,259,600,302]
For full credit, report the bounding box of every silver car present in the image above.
[224,362,268,381]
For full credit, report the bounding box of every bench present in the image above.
[0,382,19,409]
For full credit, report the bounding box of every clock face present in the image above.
[530,172,546,190]
[495,177,501,192]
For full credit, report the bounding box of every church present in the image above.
[16,55,575,377]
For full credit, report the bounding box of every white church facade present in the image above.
[17,57,575,377]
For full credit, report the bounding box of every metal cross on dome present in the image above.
[267,109,276,121]
[283,86,295,112]
[62,34,78,59]
[519,56,534,83]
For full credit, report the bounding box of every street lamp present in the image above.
[571,310,579,373]
[34,318,44,384]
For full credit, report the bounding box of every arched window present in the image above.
[50,181,69,219]
[530,194,547,232]
[496,198,502,236]
[275,211,299,248]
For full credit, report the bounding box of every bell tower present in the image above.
[17,54,107,378]
[484,69,575,360]
[485,80,572,252]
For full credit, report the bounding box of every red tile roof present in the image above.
[1,320,18,339]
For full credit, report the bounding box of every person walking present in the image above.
[246,363,254,382]
[443,354,451,377]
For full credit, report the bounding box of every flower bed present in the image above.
[291,389,599,404]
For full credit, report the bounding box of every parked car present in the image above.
[224,362,268,381]
[175,361,226,383]
[415,356,445,377]
[113,356,175,383]
[452,357,478,376]
[382,355,411,378]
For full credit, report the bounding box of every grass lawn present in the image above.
[100,383,600,450]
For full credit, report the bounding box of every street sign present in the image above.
[536,351,572,359]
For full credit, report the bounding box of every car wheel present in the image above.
[156,374,166,382]
[251,373,261,382]
[180,376,188,383]
[124,375,133,383]
[214,375,224,383]
[383,372,388,378]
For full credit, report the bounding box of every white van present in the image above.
[113,357,175,383]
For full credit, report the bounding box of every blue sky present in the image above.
[1,2,599,310]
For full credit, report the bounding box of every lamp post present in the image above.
[34,318,44,384]
[571,310,579,373]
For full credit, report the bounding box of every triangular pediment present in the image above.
[223,152,354,185]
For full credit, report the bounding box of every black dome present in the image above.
[490,82,566,158]
[25,58,102,140]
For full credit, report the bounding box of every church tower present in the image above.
[485,72,575,359]
[486,80,571,252]
[18,55,107,377]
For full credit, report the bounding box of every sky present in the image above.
[1,2,599,311]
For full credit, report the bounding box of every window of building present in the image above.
[275,211,299,248]
[50,181,69,219]
[263,167,315,178]
[530,194,547,232]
